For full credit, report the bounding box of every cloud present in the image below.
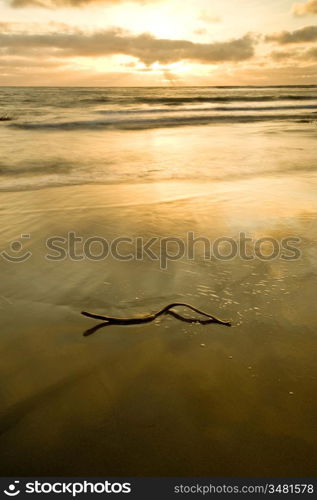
[198,10,222,24]
[292,0,317,16]
[255,63,317,83]
[266,25,317,44]
[0,27,256,65]
[194,28,207,36]
[269,45,317,62]
[10,0,153,7]
[0,20,77,33]
[306,46,317,57]
[0,57,65,67]
[270,49,298,61]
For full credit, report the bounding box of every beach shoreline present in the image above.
[0,175,316,475]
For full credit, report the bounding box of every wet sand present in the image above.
[0,176,317,476]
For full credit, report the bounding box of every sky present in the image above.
[1,0,317,85]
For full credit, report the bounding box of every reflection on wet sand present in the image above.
[0,168,317,476]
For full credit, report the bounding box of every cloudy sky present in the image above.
[1,0,317,85]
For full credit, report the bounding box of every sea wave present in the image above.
[96,104,317,116]
[0,160,75,176]
[0,160,316,193]
[62,94,317,106]
[10,112,317,131]
[133,95,317,105]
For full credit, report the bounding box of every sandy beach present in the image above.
[0,173,317,476]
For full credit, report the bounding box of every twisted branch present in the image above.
[82,302,231,336]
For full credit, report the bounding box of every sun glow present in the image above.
[150,61,190,74]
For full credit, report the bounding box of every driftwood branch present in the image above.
[82,302,231,336]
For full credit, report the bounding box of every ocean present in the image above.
[1,85,317,191]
